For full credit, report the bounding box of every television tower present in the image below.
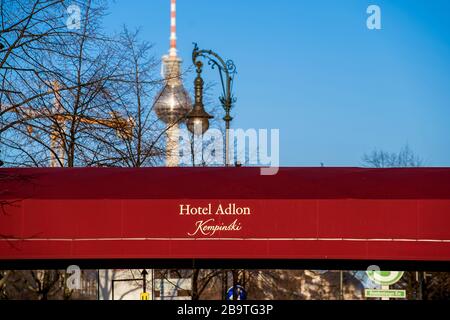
[154,0,191,167]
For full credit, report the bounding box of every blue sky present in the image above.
[103,0,450,167]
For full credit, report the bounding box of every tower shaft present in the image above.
[166,125,180,167]
[169,0,177,57]
[165,0,181,167]
[155,0,191,167]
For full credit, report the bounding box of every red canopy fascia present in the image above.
[1,167,450,262]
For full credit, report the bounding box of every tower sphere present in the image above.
[154,83,192,124]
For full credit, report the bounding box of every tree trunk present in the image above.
[191,269,200,300]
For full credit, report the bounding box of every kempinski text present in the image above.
[179,203,251,216]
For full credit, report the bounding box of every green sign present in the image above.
[365,289,406,299]
[366,271,404,286]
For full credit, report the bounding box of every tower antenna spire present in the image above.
[169,0,177,57]
[155,0,192,167]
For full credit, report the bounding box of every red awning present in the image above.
[1,167,450,261]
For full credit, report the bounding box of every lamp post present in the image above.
[186,43,236,166]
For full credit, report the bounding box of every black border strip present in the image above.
[1,259,450,271]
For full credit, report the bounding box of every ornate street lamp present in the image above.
[186,60,213,135]
[186,43,237,166]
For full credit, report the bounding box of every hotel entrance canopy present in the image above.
[1,167,450,262]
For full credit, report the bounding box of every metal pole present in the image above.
[97,270,100,300]
[417,271,423,300]
[152,269,155,300]
[225,122,230,166]
[141,269,148,293]
[381,285,390,300]
[112,279,115,301]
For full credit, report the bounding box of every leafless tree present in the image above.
[1,0,85,133]
[1,1,142,167]
[81,27,169,167]
[362,144,423,168]
[0,0,160,300]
